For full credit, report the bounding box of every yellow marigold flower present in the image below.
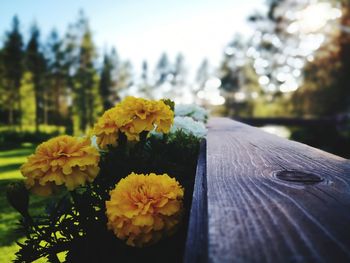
[93,97,174,148]
[118,96,174,141]
[20,135,100,196]
[106,172,184,247]
[92,107,121,149]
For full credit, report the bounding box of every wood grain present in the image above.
[184,140,208,263]
[206,118,350,263]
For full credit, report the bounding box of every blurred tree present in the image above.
[337,1,350,113]
[219,38,242,94]
[155,53,171,86]
[168,53,187,99]
[219,34,265,117]
[61,21,82,134]
[291,1,349,117]
[73,14,102,134]
[109,48,120,103]
[1,16,24,126]
[46,29,70,125]
[116,60,133,96]
[25,24,47,130]
[19,72,36,127]
[138,60,153,98]
[141,60,148,82]
[0,44,5,123]
[247,0,347,117]
[171,53,186,86]
[99,51,115,110]
[193,59,211,104]
[248,0,301,93]
[196,59,210,92]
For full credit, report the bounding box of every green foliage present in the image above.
[161,99,175,112]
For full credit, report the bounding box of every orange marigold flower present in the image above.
[20,135,100,196]
[106,172,184,247]
[93,97,174,148]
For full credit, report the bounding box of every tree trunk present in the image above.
[9,105,14,126]
[18,91,22,131]
[43,89,48,125]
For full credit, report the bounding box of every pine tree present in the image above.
[25,24,47,130]
[0,47,5,122]
[46,29,69,125]
[72,13,102,134]
[2,16,24,126]
[99,52,114,110]
[116,60,133,96]
[167,53,187,100]
[172,53,186,86]
[141,60,148,83]
[138,60,156,98]
[109,48,120,103]
[196,59,210,92]
[61,22,81,135]
[155,53,170,86]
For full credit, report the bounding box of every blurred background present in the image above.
[0,0,349,261]
[0,0,349,156]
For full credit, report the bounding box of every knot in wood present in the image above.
[276,170,323,185]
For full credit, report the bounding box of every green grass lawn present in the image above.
[0,143,49,262]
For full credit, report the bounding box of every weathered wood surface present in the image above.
[184,140,208,263]
[205,118,350,263]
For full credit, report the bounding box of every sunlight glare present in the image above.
[294,2,341,34]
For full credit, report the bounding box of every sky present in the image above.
[0,0,265,77]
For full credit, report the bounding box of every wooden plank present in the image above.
[184,140,208,263]
[206,117,350,263]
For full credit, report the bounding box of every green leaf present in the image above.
[161,99,175,112]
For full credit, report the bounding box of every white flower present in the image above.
[170,116,207,139]
[175,104,209,123]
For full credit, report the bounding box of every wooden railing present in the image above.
[184,118,350,263]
